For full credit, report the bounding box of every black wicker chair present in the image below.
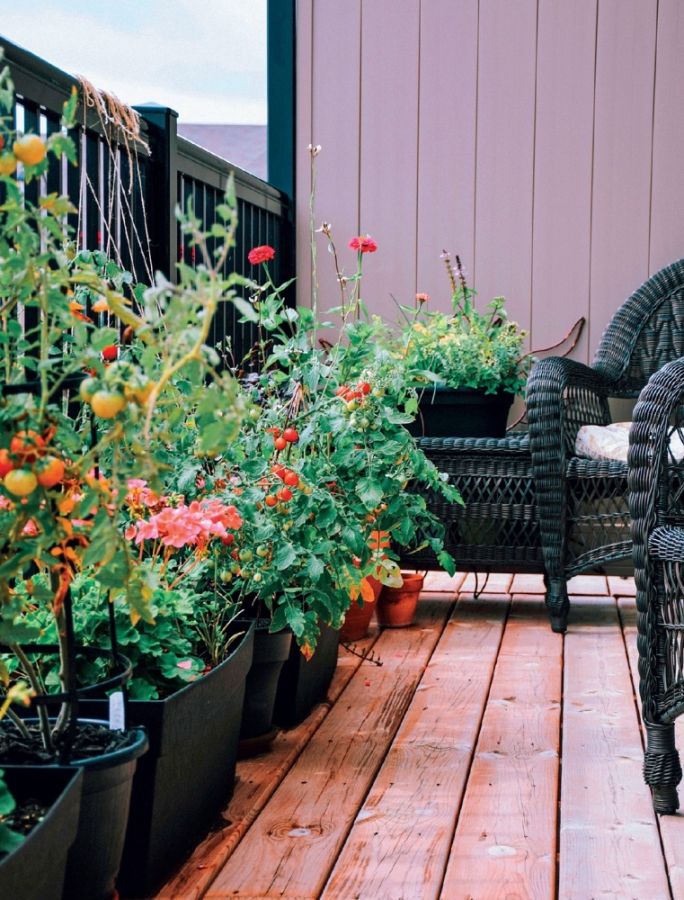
[527,258,684,633]
[629,357,684,814]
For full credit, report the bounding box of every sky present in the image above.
[0,0,267,124]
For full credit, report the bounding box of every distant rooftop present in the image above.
[177,124,267,181]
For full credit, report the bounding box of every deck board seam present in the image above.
[617,596,676,900]
[434,589,512,900]
[318,593,459,898]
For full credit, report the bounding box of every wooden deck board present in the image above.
[154,574,684,900]
[559,595,671,899]
[322,596,508,899]
[206,597,454,898]
[439,597,562,899]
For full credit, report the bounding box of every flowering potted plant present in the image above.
[207,236,461,732]
[402,252,531,437]
[0,63,251,896]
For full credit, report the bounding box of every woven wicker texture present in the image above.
[400,434,544,574]
[628,355,684,813]
[528,257,684,631]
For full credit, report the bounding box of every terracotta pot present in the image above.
[377,572,425,628]
[340,576,382,642]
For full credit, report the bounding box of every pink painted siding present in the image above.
[297,0,684,363]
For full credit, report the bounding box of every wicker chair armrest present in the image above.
[527,356,613,464]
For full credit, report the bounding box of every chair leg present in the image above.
[644,721,682,814]
[545,577,569,633]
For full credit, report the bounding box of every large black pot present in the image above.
[0,766,82,900]
[240,622,292,741]
[273,624,339,727]
[83,621,255,897]
[2,722,148,900]
[407,387,514,438]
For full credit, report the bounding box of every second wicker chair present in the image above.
[527,258,684,632]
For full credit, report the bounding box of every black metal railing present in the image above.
[2,36,294,367]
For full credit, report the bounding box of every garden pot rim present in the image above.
[127,618,255,708]
[2,719,148,771]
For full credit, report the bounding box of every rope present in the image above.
[76,76,155,285]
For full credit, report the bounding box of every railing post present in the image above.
[268,0,296,306]
[135,104,178,281]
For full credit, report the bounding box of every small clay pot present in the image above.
[377,572,425,628]
[340,577,382,642]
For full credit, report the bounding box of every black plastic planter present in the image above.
[83,621,255,897]
[273,624,339,727]
[64,725,148,900]
[0,766,83,900]
[2,722,148,900]
[240,623,292,741]
[407,387,514,438]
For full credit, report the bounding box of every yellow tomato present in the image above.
[90,390,127,419]
[13,135,47,166]
[4,469,38,497]
[0,153,16,176]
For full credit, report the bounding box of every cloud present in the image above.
[0,0,267,123]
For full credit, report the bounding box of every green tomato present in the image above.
[238,548,253,563]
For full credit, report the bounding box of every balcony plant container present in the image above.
[0,766,83,900]
[0,640,149,900]
[273,621,339,727]
[377,571,425,627]
[239,619,292,753]
[82,619,255,897]
[402,252,530,439]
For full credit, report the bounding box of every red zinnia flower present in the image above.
[247,245,276,265]
[348,235,378,254]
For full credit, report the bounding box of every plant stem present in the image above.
[1,704,31,739]
[9,643,53,753]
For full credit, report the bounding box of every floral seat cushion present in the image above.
[575,421,684,463]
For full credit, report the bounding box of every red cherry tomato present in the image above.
[283,427,299,443]
[10,430,45,463]
[274,436,287,452]
[101,345,118,362]
[0,449,14,478]
[36,456,65,489]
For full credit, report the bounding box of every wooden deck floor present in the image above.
[154,573,684,900]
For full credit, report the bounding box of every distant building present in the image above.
[177,124,267,181]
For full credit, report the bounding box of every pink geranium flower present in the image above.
[130,499,243,549]
[349,235,378,254]
[126,478,163,511]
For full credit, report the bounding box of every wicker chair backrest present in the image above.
[593,258,684,395]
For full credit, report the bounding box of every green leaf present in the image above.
[305,556,325,581]
[437,550,456,576]
[283,604,306,638]
[232,297,259,323]
[356,477,383,510]
[274,543,297,571]
[0,772,16,816]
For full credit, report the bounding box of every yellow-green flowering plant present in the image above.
[401,252,532,396]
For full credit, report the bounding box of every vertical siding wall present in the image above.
[296,0,684,362]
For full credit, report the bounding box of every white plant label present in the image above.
[109,691,125,731]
